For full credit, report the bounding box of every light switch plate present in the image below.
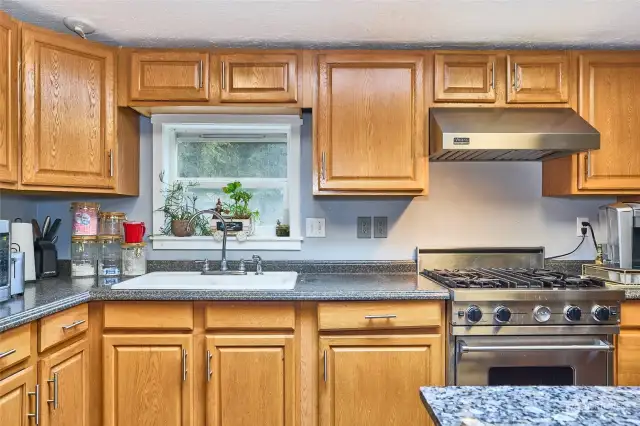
[357,217,372,239]
[374,216,388,238]
[306,218,326,238]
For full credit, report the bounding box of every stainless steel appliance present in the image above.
[10,250,25,296]
[599,202,640,269]
[0,220,10,302]
[418,247,624,386]
[429,108,600,161]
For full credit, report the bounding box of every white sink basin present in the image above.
[110,271,298,290]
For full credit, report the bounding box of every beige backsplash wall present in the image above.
[2,113,614,260]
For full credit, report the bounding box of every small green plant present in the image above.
[222,181,259,221]
[156,171,211,236]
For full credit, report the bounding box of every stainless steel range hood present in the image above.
[429,108,600,161]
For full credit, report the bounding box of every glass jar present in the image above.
[70,202,100,236]
[99,212,127,236]
[98,235,122,276]
[121,243,146,276]
[71,236,97,277]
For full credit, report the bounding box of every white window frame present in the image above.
[150,114,303,251]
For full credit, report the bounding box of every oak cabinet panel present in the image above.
[506,53,570,103]
[316,53,426,193]
[219,53,298,103]
[103,334,193,426]
[21,25,115,189]
[0,366,36,426]
[0,12,18,186]
[434,53,497,102]
[130,51,209,101]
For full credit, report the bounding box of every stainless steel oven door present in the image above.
[454,335,614,386]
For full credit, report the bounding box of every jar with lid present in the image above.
[122,243,146,276]
[98,235,122,276]
[71,202,100,236]
[71,236,97,277]
[99,212,127,236]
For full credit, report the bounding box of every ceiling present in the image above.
[2,0,639,48]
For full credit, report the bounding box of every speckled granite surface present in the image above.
[420,386,640,426]
[0,273,449,333]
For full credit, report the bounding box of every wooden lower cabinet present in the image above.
[319,334,443,426]
[39,339,89,426]
[617,331,640,385]
[0,366,36,426]
[103,334,193,426]
[205,334,295,426]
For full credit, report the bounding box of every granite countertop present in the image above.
[420,386,640,426]
[0,273,449,333]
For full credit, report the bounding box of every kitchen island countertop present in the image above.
[420,386,640,426]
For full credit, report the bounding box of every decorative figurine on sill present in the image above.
[214,198,223,214]
[276,220,290,237]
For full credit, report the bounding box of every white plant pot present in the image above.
[211,217,254,236]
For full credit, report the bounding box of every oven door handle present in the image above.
[458,339,614,353]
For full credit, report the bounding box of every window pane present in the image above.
[178,141,287,179]
[191,187,285,226]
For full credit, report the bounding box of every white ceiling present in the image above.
[3,0,640,48]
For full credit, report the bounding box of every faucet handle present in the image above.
[238,259,246,273]
[194,259,210,272]
[252,255,263,275]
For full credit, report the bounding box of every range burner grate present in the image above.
[422,268,606,290]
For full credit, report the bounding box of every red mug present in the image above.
[123,221,146,243]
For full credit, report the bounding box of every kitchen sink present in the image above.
[110,271,298,290]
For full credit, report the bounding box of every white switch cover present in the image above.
[306,218,326,238]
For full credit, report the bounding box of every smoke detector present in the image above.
[63,17,96,39]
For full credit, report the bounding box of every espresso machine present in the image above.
[599,202,640,269]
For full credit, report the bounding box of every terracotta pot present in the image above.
[171,220,193,237]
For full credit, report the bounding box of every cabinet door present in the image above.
[0,366,36,426]
[205,334,294,426]
[506,53,570,103]
[316,53,426,192]
[434,53,496,102]
[0,12,18,185]
[103,335,193,426]
[319,334,443,426]
[130,51,209,101]
[577,53,640,190]
[21,25,115,189]
[617,331,640,385]
[219,53,298,103]
[39,339,88,426]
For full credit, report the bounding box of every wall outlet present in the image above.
[576,217,589,237]
[306,218,326,238]
[357,217,372,238]
[374,216,388,238]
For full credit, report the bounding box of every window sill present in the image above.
[150,235,303,251]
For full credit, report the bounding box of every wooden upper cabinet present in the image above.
[0,12,18,186]
[316,53,426,193]
[506,53,570,103]
[434,53,497,102]
[103,334,193,426]
[39,339,89,426]
[577,53,640,191]
[219,53,298,103]
[21,25,115,189]
[130,51,209,101]
[0,366,36,426]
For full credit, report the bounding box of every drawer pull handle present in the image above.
[47,372,59,409]
[62,320,86,330]
[364,314,397,319]
[28,384,40,425]
[0,348,16,359]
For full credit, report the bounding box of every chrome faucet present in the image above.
[188,209,246,275]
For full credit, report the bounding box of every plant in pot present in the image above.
[156,172,211,237]
[215,181,259,236]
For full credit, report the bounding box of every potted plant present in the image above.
[214,181,259,235]
[156,172,211,237]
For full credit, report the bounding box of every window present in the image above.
[151,114,302,250]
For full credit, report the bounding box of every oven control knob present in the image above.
[494,306,512,323]
[592,305,611,322]
[533,305,552,323]
[564,305,582,322]
[466,306,483,323]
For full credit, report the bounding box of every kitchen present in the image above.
[1,0,640,425]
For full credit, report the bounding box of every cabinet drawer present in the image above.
[104,301,194,330]
[318,301,442,331]
[205,302,295,330]
[39,304,89,352]
[621,301,640,328]
[0,323,31,372]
